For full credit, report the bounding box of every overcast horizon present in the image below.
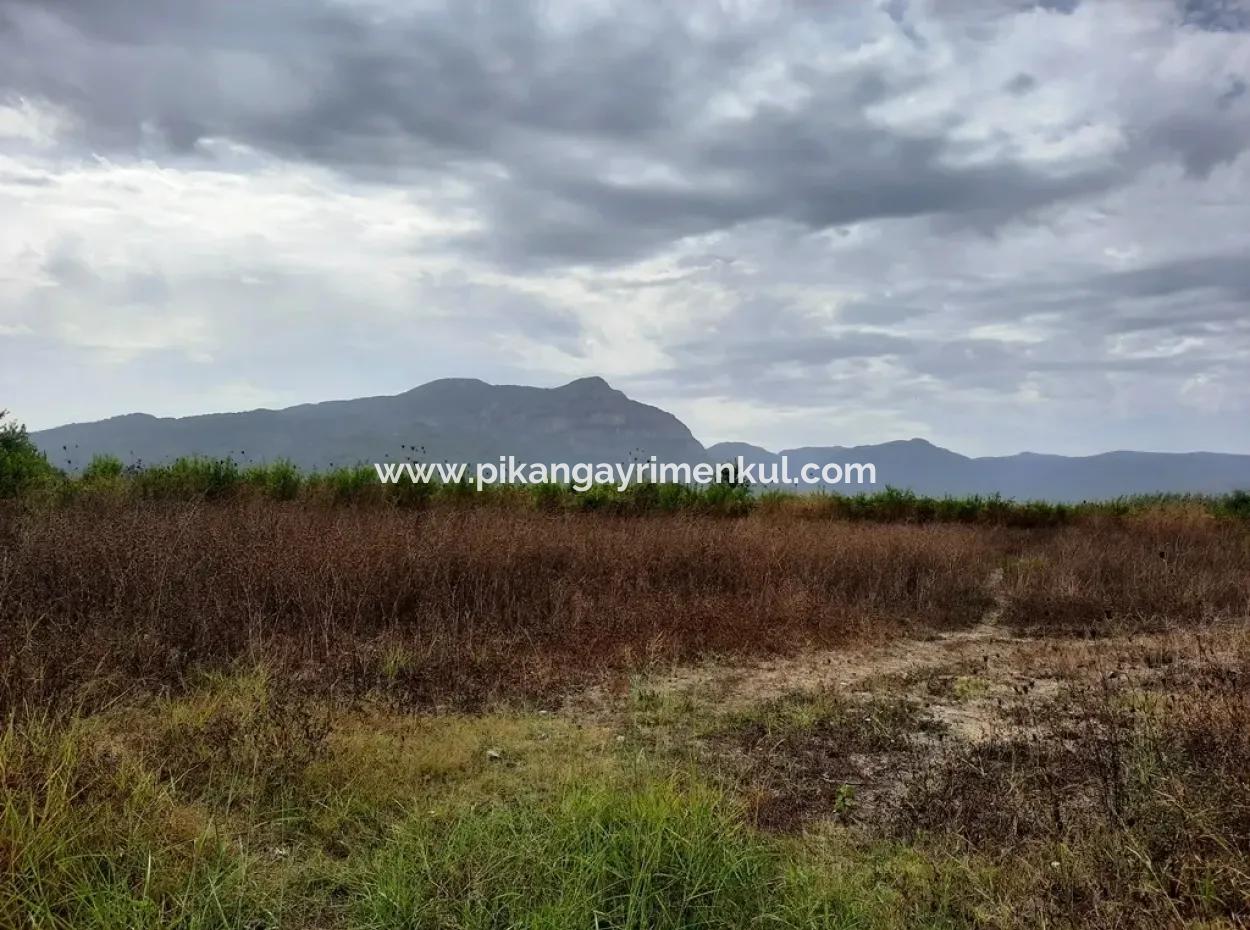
[3,0,1250,456]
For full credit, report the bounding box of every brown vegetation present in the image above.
[0,500,1001,715]
[1000,512,1250,635]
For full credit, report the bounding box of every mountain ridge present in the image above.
[31,378,1250,501]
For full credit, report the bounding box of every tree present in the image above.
[0,410,59,497]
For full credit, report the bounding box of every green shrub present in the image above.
[132,457,242,501]
[531,481,570,512]
[700,480,753,516]
[0,411,60,498]
[243,459,302,501]
[1218,489,1250,520]
[81,454,125,482]
[6,442,1249,525]
[307,465,382,504]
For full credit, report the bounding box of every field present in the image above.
[2,493,1250,928]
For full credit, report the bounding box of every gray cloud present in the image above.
[1,0,1249,455]
[1182,0,1250,31]
[1099,253,1250,301]
[4,0,1246,267]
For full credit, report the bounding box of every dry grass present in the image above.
[893,661,1250,927]
[1000,513,1250,635]
[0,500,1000,714]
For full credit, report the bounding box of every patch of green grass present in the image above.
[627,680,711,731]
[1,698,973,930]
[352,776,956,930]
[0,716,274,930]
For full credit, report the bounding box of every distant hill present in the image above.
[710,438,1250,500]
[32,378,1250,500]
[32,377,706,472]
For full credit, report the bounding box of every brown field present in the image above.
[2,499,1249,928]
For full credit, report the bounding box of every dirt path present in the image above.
[572,567,1024,735]
[567,568,1241,746]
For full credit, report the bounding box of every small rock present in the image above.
[486,748,502,761]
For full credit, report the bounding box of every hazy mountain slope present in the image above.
[33,377,708,471]
[712,438,1249,499]
[961,450,1250,500]
[771,442,1250,500]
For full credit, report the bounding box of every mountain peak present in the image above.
[559,376,618,395]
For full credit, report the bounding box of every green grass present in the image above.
[5,656,1250,929]
[0,715,271,930]
[358,779,800,929]
[352,775,995,930]
[0,682,957,930]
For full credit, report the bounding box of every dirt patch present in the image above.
[573,566,1019,722]
[895,735,1120,844]
[708,691,942,832]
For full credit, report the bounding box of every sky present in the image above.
[1,0,1249,456]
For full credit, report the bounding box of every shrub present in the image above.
[0,411,59,498]
[1219,489,1250,520]
[132,456,242,501]
[243,459,302,501]
[81,454,124,482]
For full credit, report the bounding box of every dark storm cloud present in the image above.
[1181,0,1250,31]
[1098,253,1250,301]
[4,0,1244,268]
[0,1,694,159]
[934,248,1250,335]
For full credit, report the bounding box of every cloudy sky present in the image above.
[2,0,1248,455]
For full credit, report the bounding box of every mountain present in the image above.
[31,378,1250,500]
[956,449,1250,501]
[32,377,707,471]
[720,439,1249,501]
